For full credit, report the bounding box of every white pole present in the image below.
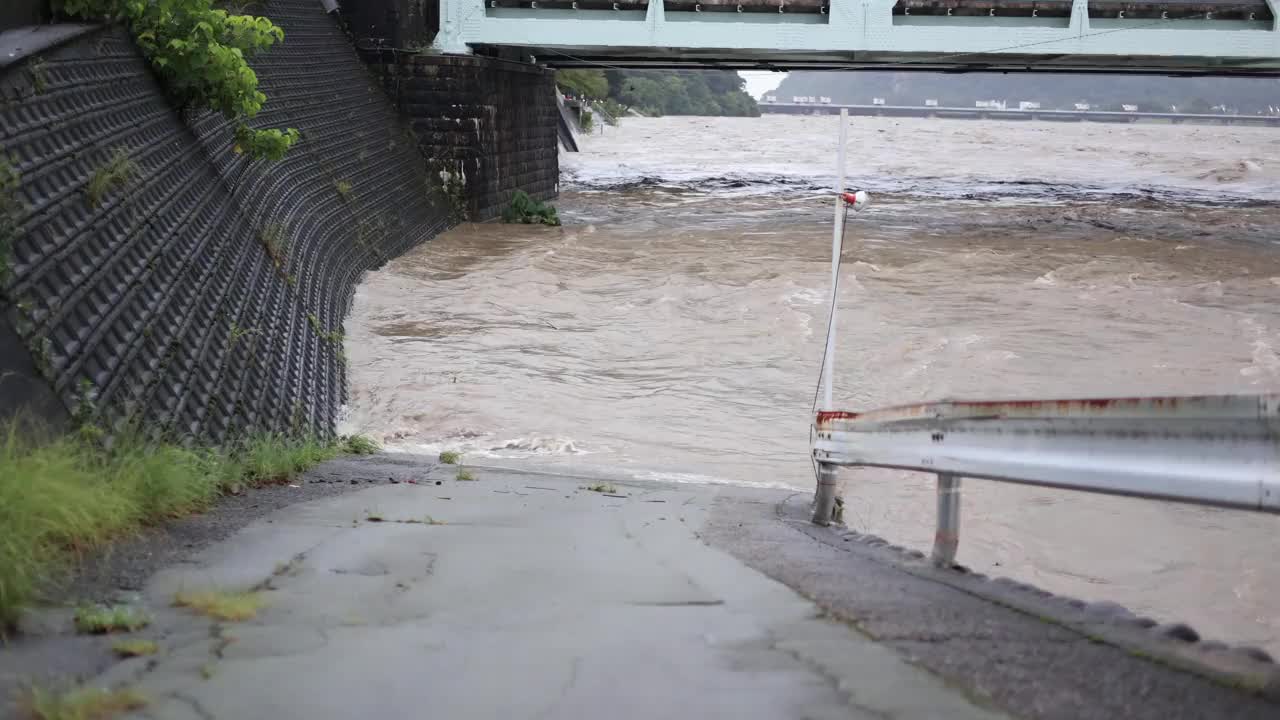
[823,109,847,411]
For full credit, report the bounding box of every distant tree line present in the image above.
[556,69,760,117]
[771,72,1280,113]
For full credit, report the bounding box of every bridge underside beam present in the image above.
[436,0,1280,75]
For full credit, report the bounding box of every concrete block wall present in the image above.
[375,54,560,221]
[0,0,451,441]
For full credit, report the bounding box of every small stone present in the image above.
[1237,646,1274,663]
[435,480,442,486]
[1159,623,1200,643]
[1084,601,1130,619]
[350,479,359,485]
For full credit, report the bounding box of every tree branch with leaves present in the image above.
[59,0,299,161]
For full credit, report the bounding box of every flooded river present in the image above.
[341,115,1280,655]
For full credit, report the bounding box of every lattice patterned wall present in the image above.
[0,1,453,441]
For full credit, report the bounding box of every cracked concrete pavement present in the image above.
[93,462,1006,720]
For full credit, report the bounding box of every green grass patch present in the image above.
[85,148,138,209]
[341,435,379,455]
[0,427,359,632]
[111,639,158,658]
[586,482,617,494]
[438,450,461,465]
[73,605,149,635]
[455,467,476,482]
[173,590,265,622]
[18,684,146,720]
[232,434,338,487]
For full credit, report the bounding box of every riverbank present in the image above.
[3,456,1278,719]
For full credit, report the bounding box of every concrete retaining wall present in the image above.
[374,54,560,221]
[0,1,456,441]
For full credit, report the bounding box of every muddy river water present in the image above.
[341,115,1280,655]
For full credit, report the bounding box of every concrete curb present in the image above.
[781,494,1280,701]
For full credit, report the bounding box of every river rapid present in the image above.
[341,114,1280,655]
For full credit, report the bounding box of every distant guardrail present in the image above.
[811,394,1280,565]
[760,102,1280,126]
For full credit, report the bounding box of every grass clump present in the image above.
[456,467,476,482]
[341,435,379,455]
[586,482,617,494]
[111,639,158,658]
[173,590,265,622]
[0,427,355,631]
[334,179,353,199]
[501,190,560,227]
[28,57,48,96]
[19,685,146,720]
[258,222,288,269]
[231,434,338,487]
[73,605,149,635]
[438,450,461,465]
[85,148,138,209]
[1,154,22,285]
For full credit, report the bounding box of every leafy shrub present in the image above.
[61,0,298,161]
[501,190,560,227]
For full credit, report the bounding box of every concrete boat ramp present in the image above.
[14,455,1280,720]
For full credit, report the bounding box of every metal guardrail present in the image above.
[811,394,1280,566]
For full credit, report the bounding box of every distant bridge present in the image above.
[435,0,1280,75]
[760,101,1280,124]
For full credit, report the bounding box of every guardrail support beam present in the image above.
[812,462,841,526]
[932,473,961,567]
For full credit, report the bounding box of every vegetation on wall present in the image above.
[85,147,138,209]
[59,0,299,161]
[556,68,759,118]
[0,156,20,288]
[501,190,560,227]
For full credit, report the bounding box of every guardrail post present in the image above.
[812,462,841,526]
[932,473,961,567]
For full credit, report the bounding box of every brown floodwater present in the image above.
[342,115,1280,655]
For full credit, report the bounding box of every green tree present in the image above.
[616,76,665,116]
[556,69,608,100]
[606,70,759,118]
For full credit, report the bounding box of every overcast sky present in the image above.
[739,71,787,99]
